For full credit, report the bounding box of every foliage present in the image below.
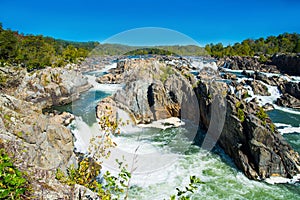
[56,157,131,200]
[56,107,131,199]
[205,33,300,58]
[237,108,245,123]
[160,65,175,82]
[236,102,245,122]
[169,176,204,200]
[0,23,98,71]
[0,149,28,199]
[92,44,207,56]
[256,107,268,125]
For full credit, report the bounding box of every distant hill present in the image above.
[90,44,207,56]
[1,22,299,71]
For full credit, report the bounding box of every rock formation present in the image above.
[0,66,97,199]
[15,67,91,108]
[96,57,300,181]
[272,54,300,76]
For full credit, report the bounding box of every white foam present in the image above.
[278,126,300,134]
[192,61,218,71]
[273,105,300,115]
[265,174,300,184]
[86,74,123,93]
[70,117,101,153]
[274,123,292,128]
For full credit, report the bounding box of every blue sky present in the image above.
[0,0,299,46]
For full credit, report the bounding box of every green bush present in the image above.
[170,176,204,200]
[256,107,268,125]
[237,108,245,122]
[56,158,131,199]
[0,149,28,199]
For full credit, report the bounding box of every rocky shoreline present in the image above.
[95,55,300,181]
[0,54,300,198]
[0,65,97,198]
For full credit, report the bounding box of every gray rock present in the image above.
[272,54,300,76]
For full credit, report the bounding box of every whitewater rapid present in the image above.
[64,61,300,199]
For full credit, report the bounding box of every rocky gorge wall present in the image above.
[0,66,97,198]
[96,57,300,181]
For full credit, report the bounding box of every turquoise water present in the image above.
[268,109,300,153]
[114,128,300,200]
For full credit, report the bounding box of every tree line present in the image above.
[1,22,300,71]
[0,23,99,71]
[205,33,300,59]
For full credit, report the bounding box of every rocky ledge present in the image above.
[96,57,300,181]
[0,66,97,198]
[15,67,91,108]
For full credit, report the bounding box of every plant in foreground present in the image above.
[0,149,29,199]
[169,175,204,200]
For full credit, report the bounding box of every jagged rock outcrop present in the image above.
[272,54,300,76]
[279,82,300,99]
[217,56,279,73]
[0,93,80,198]
[96,57,300,181]
[276,82,300,109]
[0,65,100,199]
[245,80,270,96]
[214,94,300,179]
[276,94,300,109]
[15,67,91,108]
[97,58,198,125]
[0,66,27,90]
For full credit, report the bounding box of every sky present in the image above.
[0,0,299,46]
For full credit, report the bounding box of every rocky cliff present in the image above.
[272,54,300,76]
[96,57,300,181]
[0,66,97,199]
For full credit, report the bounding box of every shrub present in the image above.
[0,149,28,199]
[237,108,245,122]
[170,176,204,200]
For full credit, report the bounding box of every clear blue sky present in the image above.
[0,0,299,46]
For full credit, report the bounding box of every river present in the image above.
[52,62,300,199]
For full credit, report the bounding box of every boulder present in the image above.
[245,80,270,96]
[0,93,82,198]
[280,82,300,99]
[276,94,300,109]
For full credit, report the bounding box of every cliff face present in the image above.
[96,57,300,181]
[272,54,300,76]
[0,66,96,199]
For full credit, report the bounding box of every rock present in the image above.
[262,103,275,111]
[280,82,300,100]
[0,94,74,170]
[0,66,26,90]
[217,56,280,73]
[51,112,75,126]
[215,94,300,180]
[276,94,300,109]
[221,73,237,80]
[98,59,198,124]
[0,93,87,199]
[245,80,270,96]
[272,53,300,76]
[15,67,91,108]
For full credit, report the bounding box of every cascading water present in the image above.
[55,61,300,199]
